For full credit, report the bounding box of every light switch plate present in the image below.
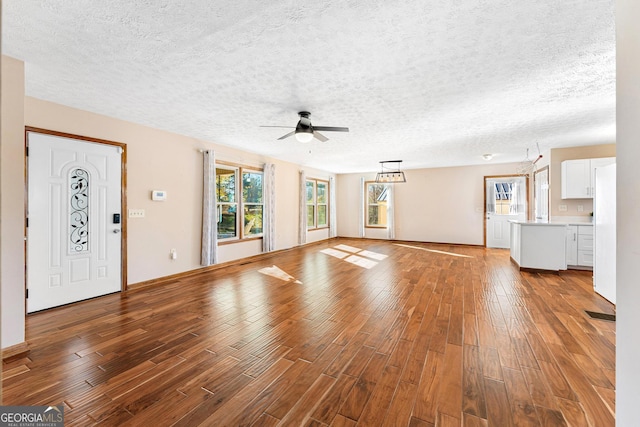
[559,204,568,212]
[129,209,145,218]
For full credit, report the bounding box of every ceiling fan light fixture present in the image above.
[262,111,348,143]
[295,130,314,143]
[375,160,406,183]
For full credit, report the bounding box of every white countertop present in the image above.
[509,220,568,227]
[509,220,593,227]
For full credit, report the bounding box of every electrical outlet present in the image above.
[170,249,177,260]
[128,209,145,218]
[577,205,584,212]
[559,205,568,212]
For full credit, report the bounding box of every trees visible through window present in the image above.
[216,165,263,240]
[366,182,388,227]
[242,171,263,236]
[216,167,237,239]
[317,181,328,227]
[306,178,329,230]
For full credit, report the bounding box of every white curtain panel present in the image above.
[329,176,337,238]
[298,170,307,245]
[486,180,496,214]
[358,177,365,238]
[262,163,276,252]
[201,150,218,266]
[514,177,527,214]
[387,184,395,240]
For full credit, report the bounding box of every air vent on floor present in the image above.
[585,310,616,321]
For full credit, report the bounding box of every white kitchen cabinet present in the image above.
[561,159,590,198]
[566,225,578,265]
[577,226,593,267]
[510,221,567,271]
[561,157,615,199]
[565,224,593,268]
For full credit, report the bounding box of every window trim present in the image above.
[215,161,264,243]
[306,178,330,231]
[365,181,388,229]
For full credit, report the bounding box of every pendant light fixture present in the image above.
[375,160,406,183]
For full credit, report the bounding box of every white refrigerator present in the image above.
[594,163,616,304]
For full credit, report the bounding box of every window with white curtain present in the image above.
[486,178,526,216]
[216,164,263,241]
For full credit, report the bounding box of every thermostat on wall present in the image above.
[151,190,167,201]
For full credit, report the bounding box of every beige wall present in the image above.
[338,162,523,245]
[1,55,334,349]
[25,96,334,283]
[548,144,616,219]
[617,0,640,422]
[1,56,26,348]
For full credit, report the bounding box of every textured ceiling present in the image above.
[2,1,615,173]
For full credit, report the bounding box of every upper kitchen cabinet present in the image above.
[561,159,590,198]
[561,157,615,199]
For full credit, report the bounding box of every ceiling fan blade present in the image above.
[312,126,349,133]
[277,130,297,140]
[260,125,295,129]
[313,131,329,142]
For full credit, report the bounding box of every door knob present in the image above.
[113,229,121,234]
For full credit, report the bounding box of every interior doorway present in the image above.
[485,175,528,248]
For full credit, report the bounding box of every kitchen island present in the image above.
[509,221,569,272]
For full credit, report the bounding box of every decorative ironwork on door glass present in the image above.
[69,168,89,252]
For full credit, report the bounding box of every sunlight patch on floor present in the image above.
[320,248,350,259]
[334,244,362,253]
[393,243,473,258]
[344,255,378,269]
[358,250,388,260]
[258,265,303,283]
[320,245,388,269]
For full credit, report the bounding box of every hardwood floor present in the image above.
[2,238,615,426]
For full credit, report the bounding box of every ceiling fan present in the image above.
[261,111,349,143]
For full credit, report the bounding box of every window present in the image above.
[242,171,263,236]
[306,178,329,230]
[216,167,237,239]
[317,181,328,227]
[366,182,388,227]
[494,182,512,215]
[216,164,263,240]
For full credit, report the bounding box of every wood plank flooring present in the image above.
[2,238,615,426]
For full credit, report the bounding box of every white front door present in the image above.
[486,213,513,248]
[27,131,123,312]
[486,177,527,249]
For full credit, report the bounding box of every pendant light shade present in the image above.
[375,160,406,183]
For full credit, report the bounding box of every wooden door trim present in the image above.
[24,127,129,303]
